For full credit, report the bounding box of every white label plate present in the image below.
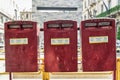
[51,38,70,45]
[10,38,28,45]
[89,36,108,44]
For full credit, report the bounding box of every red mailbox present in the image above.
[5,21,39,72]
[80,18,116,71]
[44,20,77,72]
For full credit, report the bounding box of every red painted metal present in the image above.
[80,18,116,71]
[44,20,77,72]
[5,21,39,72]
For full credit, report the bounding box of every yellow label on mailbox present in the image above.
[10,38,28,45]
[89,36,108,44]
[51,38,70,45]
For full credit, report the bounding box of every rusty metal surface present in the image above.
[81,19,116,71]
[44,20,77,72]
[5,21,39,72]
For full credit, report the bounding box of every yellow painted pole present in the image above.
[117,58,120,80]
[0,58,5,60]
[40,59,50,80]
[42,71,50,80]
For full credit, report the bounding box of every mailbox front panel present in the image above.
[81,19,116,71]
[44,20,77,72]
[5,21,38,72]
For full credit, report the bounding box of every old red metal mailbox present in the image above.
[5,21,39,72]
[44,20,77,72]
[80,18,116,71]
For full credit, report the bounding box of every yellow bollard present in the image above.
[42,72,50,80]
[117,58,120,80]
[0,58,5,60]
[40,59,50,80]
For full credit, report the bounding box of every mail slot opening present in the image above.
[8,25,20,29]
[84,22,97,29]
[47,24,60,28]
[22,24,33,29]
[98,22,112,29]
[62,23,73,28]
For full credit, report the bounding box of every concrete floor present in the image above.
[0,75,113,80]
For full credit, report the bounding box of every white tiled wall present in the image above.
[33,12,81,28]
[32,0,82,28]
[36,0,81,7]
